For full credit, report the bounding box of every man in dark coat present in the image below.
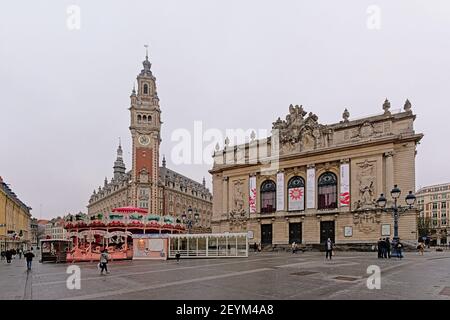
[385,238,391,258]
[24,250,35,270]
[5,250,12,263]
[377,238,383,258]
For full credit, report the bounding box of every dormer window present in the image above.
[143,83,149,94]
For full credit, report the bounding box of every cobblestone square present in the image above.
[1,250,449,300]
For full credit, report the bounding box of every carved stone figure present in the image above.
[353,211,382,233]
[233,180,245,212]
[273,105,333,154]
[356,160,376,209]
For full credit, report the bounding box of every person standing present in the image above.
[18,249,22,259]
[5,250,12,263]
[253,242,257,253]
[0,251,4,260]
[396,240,403,259]
[385,238,391,259]
[381,238,387,258]
[257,243,262,252]
[291,242,296,254]
[175,251,181,263]
[99,249,110,275]
[325,238,333,260]
[24,250,35,271]
[418,242,425,255]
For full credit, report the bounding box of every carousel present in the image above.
[64,207,185,262]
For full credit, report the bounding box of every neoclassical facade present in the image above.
[210,100,423,247]
[87,53,213,230]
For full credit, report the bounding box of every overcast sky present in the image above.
[1,1,449,219]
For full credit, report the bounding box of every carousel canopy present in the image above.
[112,206,148,214]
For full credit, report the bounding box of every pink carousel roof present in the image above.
[112,206,148,214]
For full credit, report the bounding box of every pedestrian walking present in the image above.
[24,250,35,271]
[99,249,110,275]
[0,251,4,260]
[18,249,22,259]
[418,242,424,255]
[175,251,181,263]
[385,238,391,259]
[325,238,333,260]
[5,250,12,263]
[253,242,257,253]
[396,240,404,259]
[291,242,296,254]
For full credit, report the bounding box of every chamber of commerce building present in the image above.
[87,53,213,231]
[210,100,423,248]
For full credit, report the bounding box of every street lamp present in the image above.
[183,206,199,234]
[376,185,416,242]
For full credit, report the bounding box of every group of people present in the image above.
[377,237,404,259]
[1,248,35,270]
[1,248,22,261]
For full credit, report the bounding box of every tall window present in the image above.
[143,83,149,94]
[318,172,337,209]
[137,115,142,123]
[261,180,276,213]
[288,176,305,211]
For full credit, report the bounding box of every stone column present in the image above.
[384,152,394,201]
[222,176,229,217]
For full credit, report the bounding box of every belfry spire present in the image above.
[113,139,126,179]
[141,44,152,75]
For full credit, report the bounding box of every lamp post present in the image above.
[376,184,416,242]
[182,206,199,234]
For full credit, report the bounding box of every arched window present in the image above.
[260,180,276,213]
[148,115,152,122]
[143,115,147,122]
[137,115,142,123]
[143,83,149,94]
[288,176,305,211]
[318,172,337,209]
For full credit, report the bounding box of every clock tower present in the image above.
[129,48,161,214]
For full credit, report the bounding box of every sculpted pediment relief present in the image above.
[273,105,333,154]
[351,121,383,140]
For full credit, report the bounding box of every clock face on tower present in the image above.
[138,135,150,146]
